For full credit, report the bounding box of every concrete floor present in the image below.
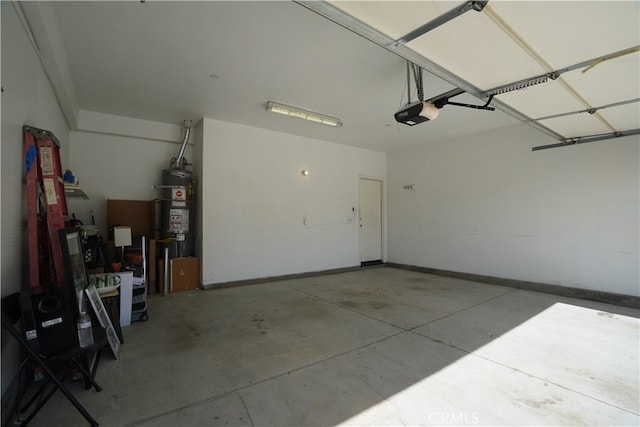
[23,267,639,426]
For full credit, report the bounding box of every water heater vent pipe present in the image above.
[172,120,192,169]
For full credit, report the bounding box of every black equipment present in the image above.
[27,287,75,355]
[2,292,107,427]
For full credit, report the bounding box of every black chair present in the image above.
[2,292,107,426]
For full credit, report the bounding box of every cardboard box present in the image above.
[171,257,200,292]
[158,257,200,293]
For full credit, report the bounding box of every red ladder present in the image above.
[23,126,70,290]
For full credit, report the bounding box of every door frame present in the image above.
[358,176,385,265]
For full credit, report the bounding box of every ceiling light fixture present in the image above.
[265,101,343,127]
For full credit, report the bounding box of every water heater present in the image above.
[161,168,195,258]
[160,120,195,259]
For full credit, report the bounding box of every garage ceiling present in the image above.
[17,1,640,152]
[312,0,640,150]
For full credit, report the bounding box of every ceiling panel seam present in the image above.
[532,98,640,122]
[554,79,617,133]
[532,129,640,151]
[482,4,554,71]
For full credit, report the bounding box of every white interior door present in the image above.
[359,178,382,264]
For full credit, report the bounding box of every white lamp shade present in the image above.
[113,226,132,247]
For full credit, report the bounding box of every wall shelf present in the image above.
[64,183,89,199]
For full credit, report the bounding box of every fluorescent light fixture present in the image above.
[266,101,342,127]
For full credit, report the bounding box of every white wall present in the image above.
[1,1,70,394]
[199,118,386,284]
[67,113,191,236]
[388,123,640,297]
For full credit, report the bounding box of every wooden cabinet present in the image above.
[107,199,157,291]
[107,199,156,239]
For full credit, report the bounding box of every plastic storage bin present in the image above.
[130,283,148,322]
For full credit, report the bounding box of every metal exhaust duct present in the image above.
[172,120,192,169]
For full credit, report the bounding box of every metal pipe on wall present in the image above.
[163,246,169,296]
[173,120,191,170]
